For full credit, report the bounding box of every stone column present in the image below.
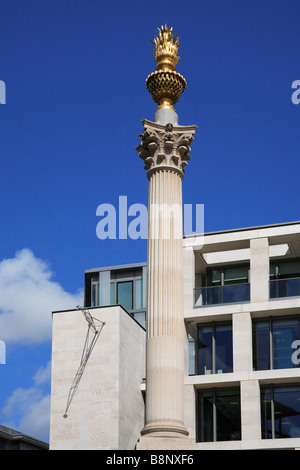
[240,380,261,442]
[250,238,269,302]
[136,119,197,438]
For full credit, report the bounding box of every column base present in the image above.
[136,435,198,450]
[137,421,199,450]
[141,422,189,438]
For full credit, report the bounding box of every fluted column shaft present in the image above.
[144,168,187,436]
[136,120,197,437]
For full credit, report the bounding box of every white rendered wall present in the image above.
[50,306,145,450]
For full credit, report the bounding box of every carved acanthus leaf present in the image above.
[136,120,197,178]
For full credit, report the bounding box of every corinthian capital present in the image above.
[136,120,197,179]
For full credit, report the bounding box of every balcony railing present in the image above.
[194,283,250,307]
[269,277,300,299]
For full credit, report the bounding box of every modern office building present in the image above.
[84,263,147,329]
[49,26,300,450]
[182,220,300,450]
[0,425,49,450]
[50,220,300,450]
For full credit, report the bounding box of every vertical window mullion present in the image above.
[212,322,216,374]
[133,278,136,310]
[112,281,116,304]
[200,393,204,442]
[298,317,300,356]
[271,384,275,439]
[213,389,217,442]
[221,270,224,303]
[269,317,273,370]
[195,335,198,376]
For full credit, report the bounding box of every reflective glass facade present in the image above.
[194,265,250,307]
[253,316,300,371]
[261,385,300,439]
[197,323,233,375]
[84,264,146,328]
[197,388,241,442]
[270,259,300,299]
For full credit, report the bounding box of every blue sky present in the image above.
[0,0,299,443]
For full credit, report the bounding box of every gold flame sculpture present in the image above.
[146,24,187,111]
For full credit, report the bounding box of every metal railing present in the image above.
[194,283,250,307]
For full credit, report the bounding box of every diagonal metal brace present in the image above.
[63,306,105,418]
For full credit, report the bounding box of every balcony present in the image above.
[269,277,300,299]
[194,283,250,307]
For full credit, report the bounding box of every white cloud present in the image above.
[18,393,50,442]
[2,361,52,442]
[0,250,84,442]
[0,248,83,344]
[33,360,52,386]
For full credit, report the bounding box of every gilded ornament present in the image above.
[146,24,186,111]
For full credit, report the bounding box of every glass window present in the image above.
[253,320,270,371]
[197,323,233,375]
[207,269,221,286]
[201,266,250,306]
[270,262,276,279]
[207,265,249,287]
[253,317,300,371]
[197,326,213,375]
[87,267,147,316]
[272,318,299,369]
[261,385,300,439]
[197,391,214,442]
[270,260,300,299]
[188,334,196,375]
[278,261,300,278]
[135,279,143,309]
[215,325,233,374]
[261,387,272,439]
[270,260,300,279]
[110,282,115,304]
[117,281,133,311]
[91,282,99,307]
[215,389,241,441]
[197,388,241,442]
[224,266,248,284]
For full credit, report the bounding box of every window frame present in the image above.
[196,321,233,375]
[206,264,250,287]
[270,259,300,280]
[253,315,300,371]
[261,383,300,439]
[196,387,241,443]
[110,275,144,311]
[91,277,99,307]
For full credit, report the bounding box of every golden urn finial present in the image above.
[146,24,186,112]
